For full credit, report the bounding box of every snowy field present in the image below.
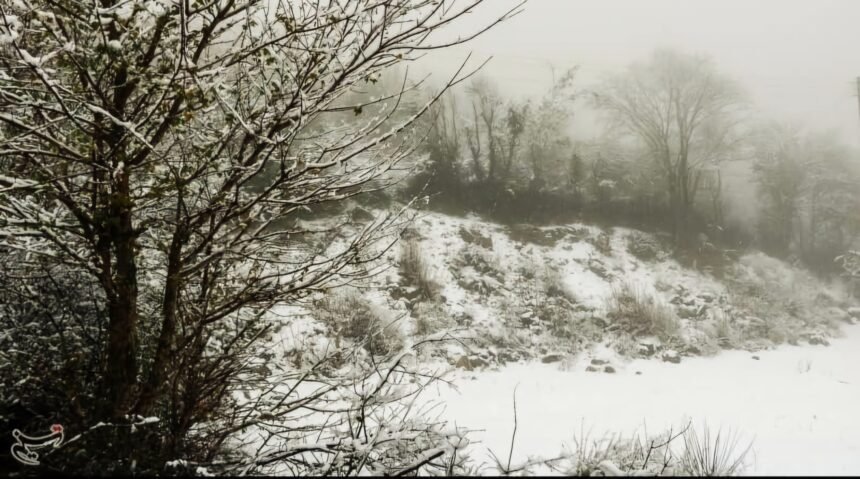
[426,324,860,475]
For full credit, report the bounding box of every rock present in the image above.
[637,342,657,357]
[349,206,375,222]
[635,371,642,375]
[684,344,702,356]
[590,358,609,366]
[452,312,473,326]
[751,355,760,360]
[588,259,611,280]
[698,292,716,303]
[585,365,599,372]
[498,350,519,364]
[661,350,681,364]
[807,334,830,346]
[458,226,493,249]
[603,366,616,374]
[677,304,700,319]
[391,286,422,302]
[455,356,488,371]
[542,353,564,364]
[590,316,608,329]
[520,311,536,327]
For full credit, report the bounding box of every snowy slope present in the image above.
[357,208,854,368]
[256,205,859,475]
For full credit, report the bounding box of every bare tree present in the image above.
[751,123,809,256]
[423,91,462,192]
[464,76,527,189]
[593,49,745,245]
[522,67,576,193]
[751,123,860,269]
[0,0,520,471]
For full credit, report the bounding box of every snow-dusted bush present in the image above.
[707,309,743,349]
[627,231,668,261]
[541,266,578,304]
[493,422,752,477]
[400,238,442,301]
[412,301,453,337]
[607,282,680,341]
[679,425,753,476]
[0,257,109,469]
[455,242,506,282]
[720,252,852,346]
[316,289,403,357]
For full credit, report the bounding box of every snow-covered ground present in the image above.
[266,207,859,475]
[426,324,860,475]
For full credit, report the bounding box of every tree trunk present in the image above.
[135,226,186,414]
[105,170,140,418]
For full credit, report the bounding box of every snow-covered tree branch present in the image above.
[0,0,520,473]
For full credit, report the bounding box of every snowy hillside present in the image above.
[293,207,856,371]
[254,206,860,475]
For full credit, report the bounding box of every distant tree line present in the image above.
[409,49,860,277]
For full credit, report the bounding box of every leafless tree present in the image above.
[750,123,860,269]
[0,0,521,471]
[464,76,527,189]
[593,49,745,245]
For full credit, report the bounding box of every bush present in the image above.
[606,282,680,341]
[0,260,109,473]
[456,243,506,282]
[708,310,742,349]
[626,231,667,261]
[556,423,752,477]
[412,301,453,337]
[400,238,441,300]
[541,267,578,304]
[315,289,403,356]
[679,425,753,476]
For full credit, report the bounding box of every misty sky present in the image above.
[417,0,860,148]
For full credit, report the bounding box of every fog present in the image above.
[419,0,860,148]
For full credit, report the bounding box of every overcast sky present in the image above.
[417,0,860,147]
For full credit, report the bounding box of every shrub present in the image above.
[626,231,667,261]
[315,289,403,356]
[589,231,613,256]
[708,310,741,348]
[412,301,453,337]
[679,425,753,476]
[611,333,639,356]
[559,424,686,476]
[456,243,506,281]
[541,267,578,304]
[400,238,441,300]
[561,423,752,477]
[606,282,680,341]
